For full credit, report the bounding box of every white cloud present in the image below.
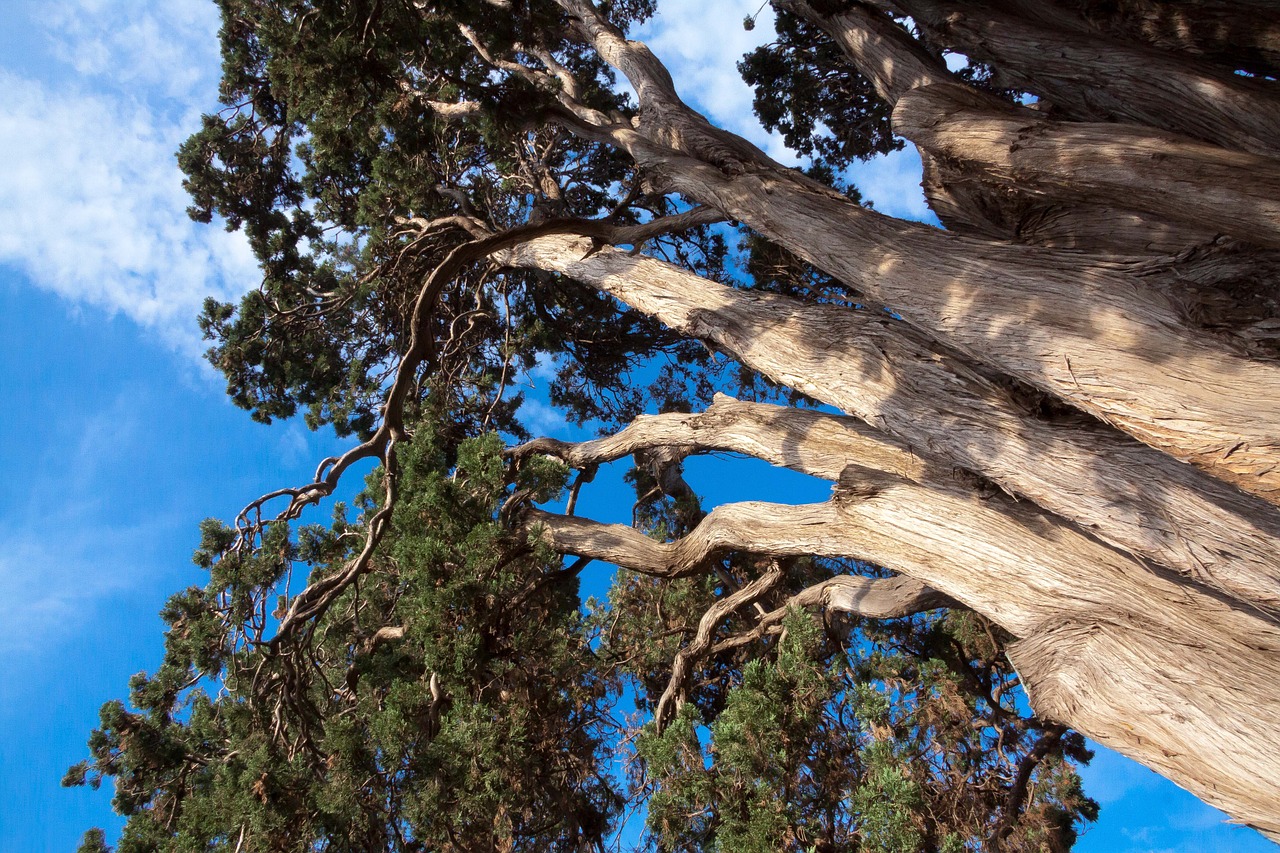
[0,70,258,357]
[848,146,935,224]
[276,423,314,470]
[43,0,222,109]
[0,389,167,657]
[0,529,144,656]
[518,397,576,438]
[0,0,257,360]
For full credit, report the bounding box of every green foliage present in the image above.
[69,426,620,851]
[602,566,1095,852]
[739,9,902,169]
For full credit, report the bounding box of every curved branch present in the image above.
[654,561,787,731]
[231,211,734,650]
[527,464,1280,836]
[509,393,929,484]
[709,573,959,656]
[991,723,1067,850]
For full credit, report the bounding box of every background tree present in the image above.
[69,0,1280,847]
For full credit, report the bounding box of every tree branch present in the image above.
[890,0,1280,156]
[497,234,1280,611]
[709,574,958,657]
[654,560,787,731]
[896,82,1280,250]
[775,0,951,106]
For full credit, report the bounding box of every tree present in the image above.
[69,0,1280,847]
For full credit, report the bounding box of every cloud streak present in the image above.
[0,1,257,358]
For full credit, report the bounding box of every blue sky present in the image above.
[0,1,1273,850]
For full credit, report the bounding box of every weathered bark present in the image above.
[504,1,1280,832]
[1126,243,1280,357]
[890,0,1280,156]
[1045,0,1280,79]
[919,151,1216,253]
[640,151,1280,500]
[896,83,1280,251]
[783,0,1220,256]
[498,236,1280,611]
[777,1,1208,257]
[528,462,1280,838]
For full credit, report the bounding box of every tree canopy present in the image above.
[69,0,1280,849]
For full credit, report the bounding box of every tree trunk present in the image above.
[549,8,1280,497]
[896,82,1280,251]
[919,150,1217,253]
[535,0,1280,832]
[638,153,1280,501]
[1045,0,1280,79]
[889,0,1280,155]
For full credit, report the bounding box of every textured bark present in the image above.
[515,0,1280,832]
[897,83,1280,251]
[785,0,1220,256]
[498,236,1280,610]
[1048,0,1280,78]
[890,0,1280,156]
[528,466,1280,838]
[562,0,1280,501]
[919,151,1216,253]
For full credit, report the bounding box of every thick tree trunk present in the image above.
[896,83,1280,251]
[782,1,1222,257]
[889,0,1280,155]
[497,236,1280,611]
[553,10,1280,496]
[637,154,1280,501]
[538,0,1280,832]
[523,411,1280,839]
[1044,0,1280,79]
[919,151,1216,254]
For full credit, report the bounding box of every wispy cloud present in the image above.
[518,397,578,439]
[0,70,257,356]
[0,0,256,359]
[43,0,221,109]
[0,389,169,658]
